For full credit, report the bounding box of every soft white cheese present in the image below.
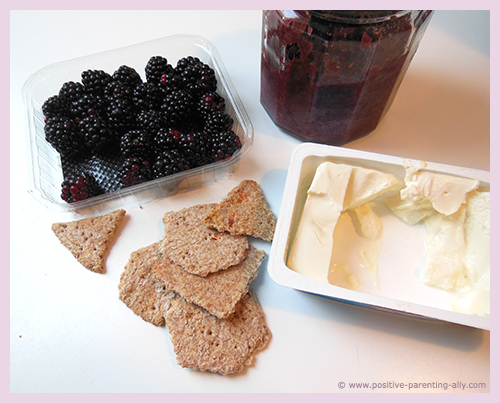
[400,169,479,216]
[421,206,468,291]
[287,163,352,282]
[288,162,399,282]
[384,193,436,225]
[450,190,490,316]
[351,203,384,278]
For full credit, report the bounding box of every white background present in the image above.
[10,9,492,393]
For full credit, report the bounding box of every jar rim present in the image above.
[305,10,412,24]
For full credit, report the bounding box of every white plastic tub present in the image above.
[269,143,490,330]
[21,34,253,215]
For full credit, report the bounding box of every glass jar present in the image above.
[260,10,434,143]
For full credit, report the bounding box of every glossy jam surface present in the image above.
[260,10,433,143]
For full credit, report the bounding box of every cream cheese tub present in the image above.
[268,143,490,330]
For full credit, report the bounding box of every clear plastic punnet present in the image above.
[21,34,253,215]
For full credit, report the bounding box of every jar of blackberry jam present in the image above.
[260,10,433,143]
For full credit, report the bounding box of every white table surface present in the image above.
[10,10,492,393]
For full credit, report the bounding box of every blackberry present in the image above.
[105,96,136,133]
[104,80,134,102]
[135,109,167,135]
[152,127,181,152]
[152,149,190,179]
[69,93,100,121]
[196,92,226,118]
[60,174,103,203]
[159,89,193,125]
[78,115,115,153]
[145,56,175,87]
[59,81,85,103]
[44,116,88,157]
[81,69,112,96]
[120,156,152,188]
[42,95,70,120]
[112,65,143,87]
[120,129,152,159]
[208,130,242,161]
[175,56,217,96]
[177,131,213,168]
[203,111,234,135]
[132,82,163,111]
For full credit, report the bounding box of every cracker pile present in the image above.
[119,180,276,376]
[51,209,126,274]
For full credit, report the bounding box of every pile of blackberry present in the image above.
[42,55,242,203]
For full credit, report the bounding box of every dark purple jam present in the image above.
[260,10,433,143]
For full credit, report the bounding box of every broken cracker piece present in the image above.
[203,180,277,241]
[51,209,126,274]
[118,242,175,326]
[154,245,265,319]
[164,291,271,376]
[161,204,248,277]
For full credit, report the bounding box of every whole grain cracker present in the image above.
[153,245,265,319]
[164,291,271,376]
[161,203,248,277]
[203,180,277,241]
[118,242,175,326]
[51,209,126,274]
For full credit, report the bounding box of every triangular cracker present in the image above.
[203,180,277,241]
[119,242,175,326]
[51,209,126,274]
[153,245,265,319]
[161,204,248,277]
[164,291,271,376]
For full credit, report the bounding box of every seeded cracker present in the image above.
[164,291,271,376]
[119,242,175,326]
[154,245,265,319]
[203,180,277,241]
[51,209,126,274]
[161,203,248,276]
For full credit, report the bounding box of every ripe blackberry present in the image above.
[78,115,115,153]
[112,65,143,87]
[196,92,226,118]
[152,149,190,179]
[44,116,88,157]
[120,156,152,188]
[175,56,217,96]
[60,174,103,203]
[136,109,167,137]
[132,82,163,111]
[59,81,85,103]
[69,93,100,121]
[42,95,70,120]
[81,69,112,96]
[208,130,242,161]
[145,56,175,87]
[177,131,213,168]
[104,80,134,102]
[159,89,193,125]
[203,111,234,135]
[105,96,136,133]
[152,127,181,152]
[120,129,152,159]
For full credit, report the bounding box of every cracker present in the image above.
[118,242,175,326]
[161,203,248,277]
[203,180,277,241]
[153,245,265,319]
[51,209,126,274]
[164,291,271,376]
